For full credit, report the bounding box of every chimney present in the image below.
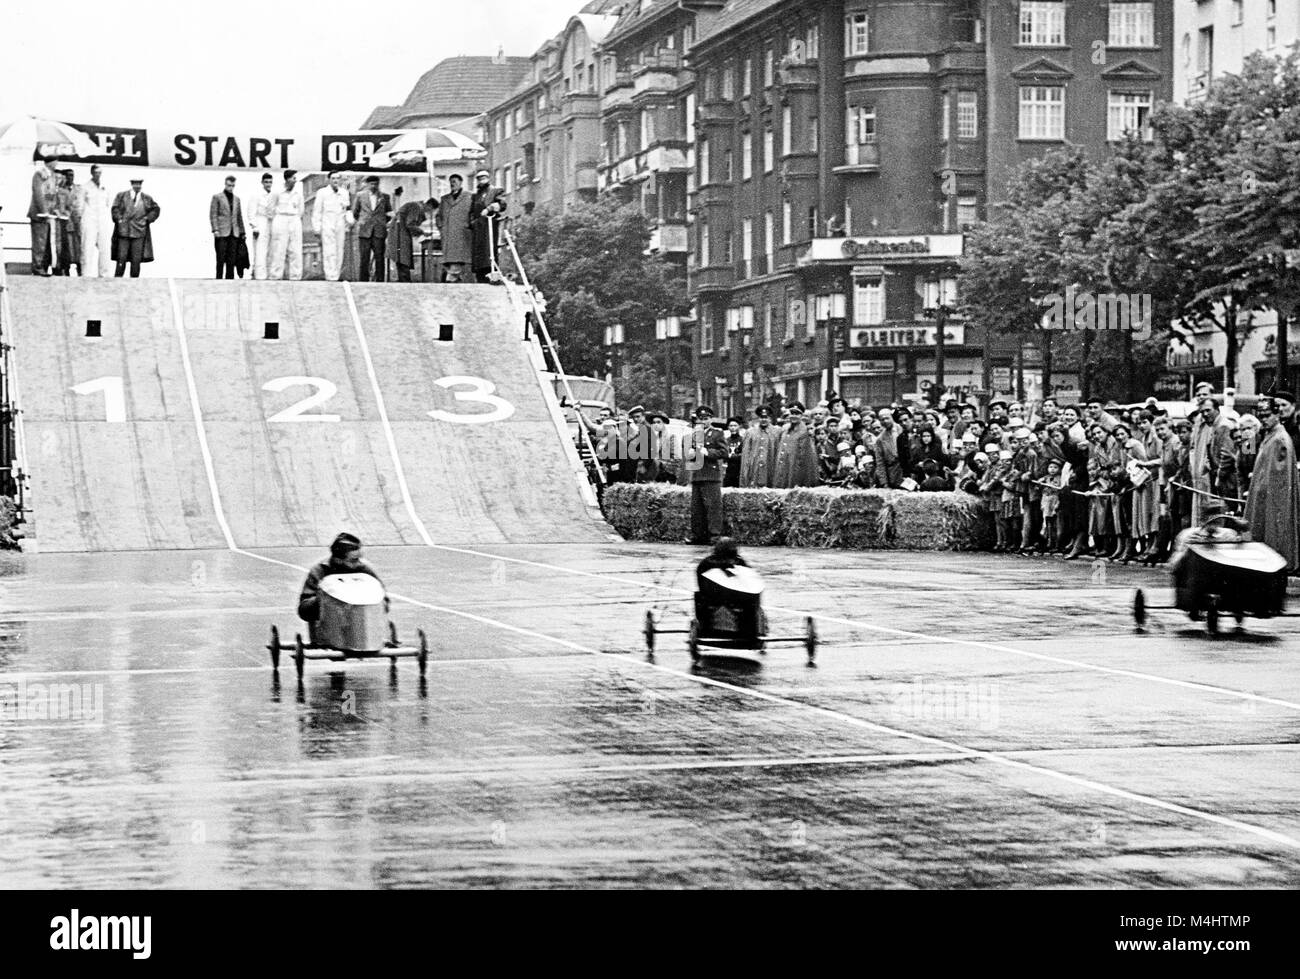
[493,45,505,65]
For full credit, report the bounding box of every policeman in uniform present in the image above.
[686,406,729,545]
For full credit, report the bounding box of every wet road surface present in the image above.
[1,544,1298,888]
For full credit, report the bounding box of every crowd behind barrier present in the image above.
[21,153,508,283]
[581,386,1300,572]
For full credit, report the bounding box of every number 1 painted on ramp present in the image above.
[71,376,126,422]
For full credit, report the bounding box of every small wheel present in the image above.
[418,629,429,678]
[688,619,700,663]
[1206,596,1219,636]
[294,633,306,680]
[1133,589,1147,630]
[644,609,656,653]
[805,616,818,667]
[269,625,281,670]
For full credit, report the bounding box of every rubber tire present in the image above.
[1206,597,1219,637]
[688,619,700,664]
[294,633,306,680]
[418,629,428,678]
[1133,589,1146,630]
[644,610,656,653]
[269,625,281,669]
[805,616,818,667]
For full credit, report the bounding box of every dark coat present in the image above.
[469,183,507,271]
[388,200,430,268]
[686,426,728,484]
[437,189,473,265]
[297,557,384,622]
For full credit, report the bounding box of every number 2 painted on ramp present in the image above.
[71,376,126,422]
[428,376,515,424]
[263,377,341,423]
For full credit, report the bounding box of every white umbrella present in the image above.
[368,129,487,169]
[0,116,99,159]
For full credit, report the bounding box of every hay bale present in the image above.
[722,489,786,546]
[891,492,995,550]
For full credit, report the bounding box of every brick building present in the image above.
[686,0,1172,416]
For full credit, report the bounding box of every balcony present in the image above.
[699,99,737,125]
[535,106,560,131]
[634,53,683,98]
[602,71,634,110]
[833,142,880,174]
[779,152,819,181]
[692,265,736,293]
[638,144,690,173]
[775,60,819,91]
[648,222,690,254]
[696,182,733,208]
[562,90,601,119]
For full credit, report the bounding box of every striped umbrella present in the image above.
[368,128,487,169]
[0,116,99,159]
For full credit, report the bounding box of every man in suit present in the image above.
[267,170,304,280]
[351,175,391,282]
[686,406,729,545]
[468,169,507,282]
[209,174,247,279]
[437,173,473,282]
[27,154,60,275]
[111,178,161,278]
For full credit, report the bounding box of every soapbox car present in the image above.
[268,573,429,679]
[644,564,817,666]
[1133,515,1294,636]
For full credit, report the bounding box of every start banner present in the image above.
[38,123,476,173]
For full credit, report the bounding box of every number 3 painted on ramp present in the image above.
[428,376,515,424]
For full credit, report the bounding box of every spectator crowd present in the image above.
[585,386,1300,570]
[25,154,509,283]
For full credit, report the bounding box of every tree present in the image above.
[504,196,687,381]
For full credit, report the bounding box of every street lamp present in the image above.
[814,292,847,399]
[923,274,956,406]
[655,313,681,417]
[727,306,755,416]
[603,322,625,387]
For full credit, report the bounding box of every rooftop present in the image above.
[361,55,533,129]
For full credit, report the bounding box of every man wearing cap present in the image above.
[685,407,728,544]
[469,169,507,283]
[723,416,746,487]
[436,173,474,282]
[27,153,62,275]
[111,177,161,278]
[267,170,305,281]
[351,175,392,282]
[1197,396,1239,515]
[740,405,781,488]
[1243,398,1300,571]
[312,171,352,282]
[773,403,819,488]
[297,533,388,637]
[1275,390,1299,450]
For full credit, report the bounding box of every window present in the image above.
[806,24,820,60]
[1018,86,1064,140]
[1019,1,1064,46]
[853,279,885,326]
[741,132,753,179]
[845,13,869,56]
[764,211,774,263]
[742,58,752,97]
[957,91,978,138]
[782,105,792,155]
[699,137,709,182]
[1267,25,1277,49]
[494,118,504,142]
[764,303,774,348]
[699,220,710,267]
[700,303,714,353]
[763,127,774,173]
[723,148,733,182]
[503,168,513,193]
[784,295,797,341]
[683,23,694,53]
[741,219,753,277]
[1108,90,1153,141]
[1108,2,1154,48]
[722,65,735,100]
[782,200,792,244]
[957,197,978,229]
[941,92,951,141]
[810,117,819,152]
[640,108,655,149]
[764,46,775,87]
[1197,26,1214,77]
[923,278,959,309]
[1231,0,1243,26]
[845,104,876,165]
[844,200,853,236]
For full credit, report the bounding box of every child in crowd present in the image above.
[1041,458,1063,552]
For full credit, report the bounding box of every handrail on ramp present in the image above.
[0,223,30,515]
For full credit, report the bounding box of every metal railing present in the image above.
[494,218,606,488]
[0,223,30,514]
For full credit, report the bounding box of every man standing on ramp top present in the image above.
[351,175,392,282]
[111,177,161,278]
[246,172,275,280]
[469,169,507,282]
[267,170,304,280]
[209,174,247,279]
[298,533,388,628]
[312,171,352,281]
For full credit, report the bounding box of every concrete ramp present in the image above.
[7,279,607,552]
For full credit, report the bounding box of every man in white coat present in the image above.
[246,172,275,280]
[267,169,304,281]
[312,171,352,281]
[78,164,113,277]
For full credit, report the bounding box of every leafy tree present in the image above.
[504,196,687,380]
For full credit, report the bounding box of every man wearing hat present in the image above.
[740,405,781,488]
[987,399,1010,427]
[297,532,388,637]
[1274,390,1299,450]
[437,173,473,282]
[685,406,728,544]
[469,169,508,283]
[773,402,819,488]
[1243,397,1300,571]
[351,174,392,282]
[111,176,161,278]
[27,153,61,275]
